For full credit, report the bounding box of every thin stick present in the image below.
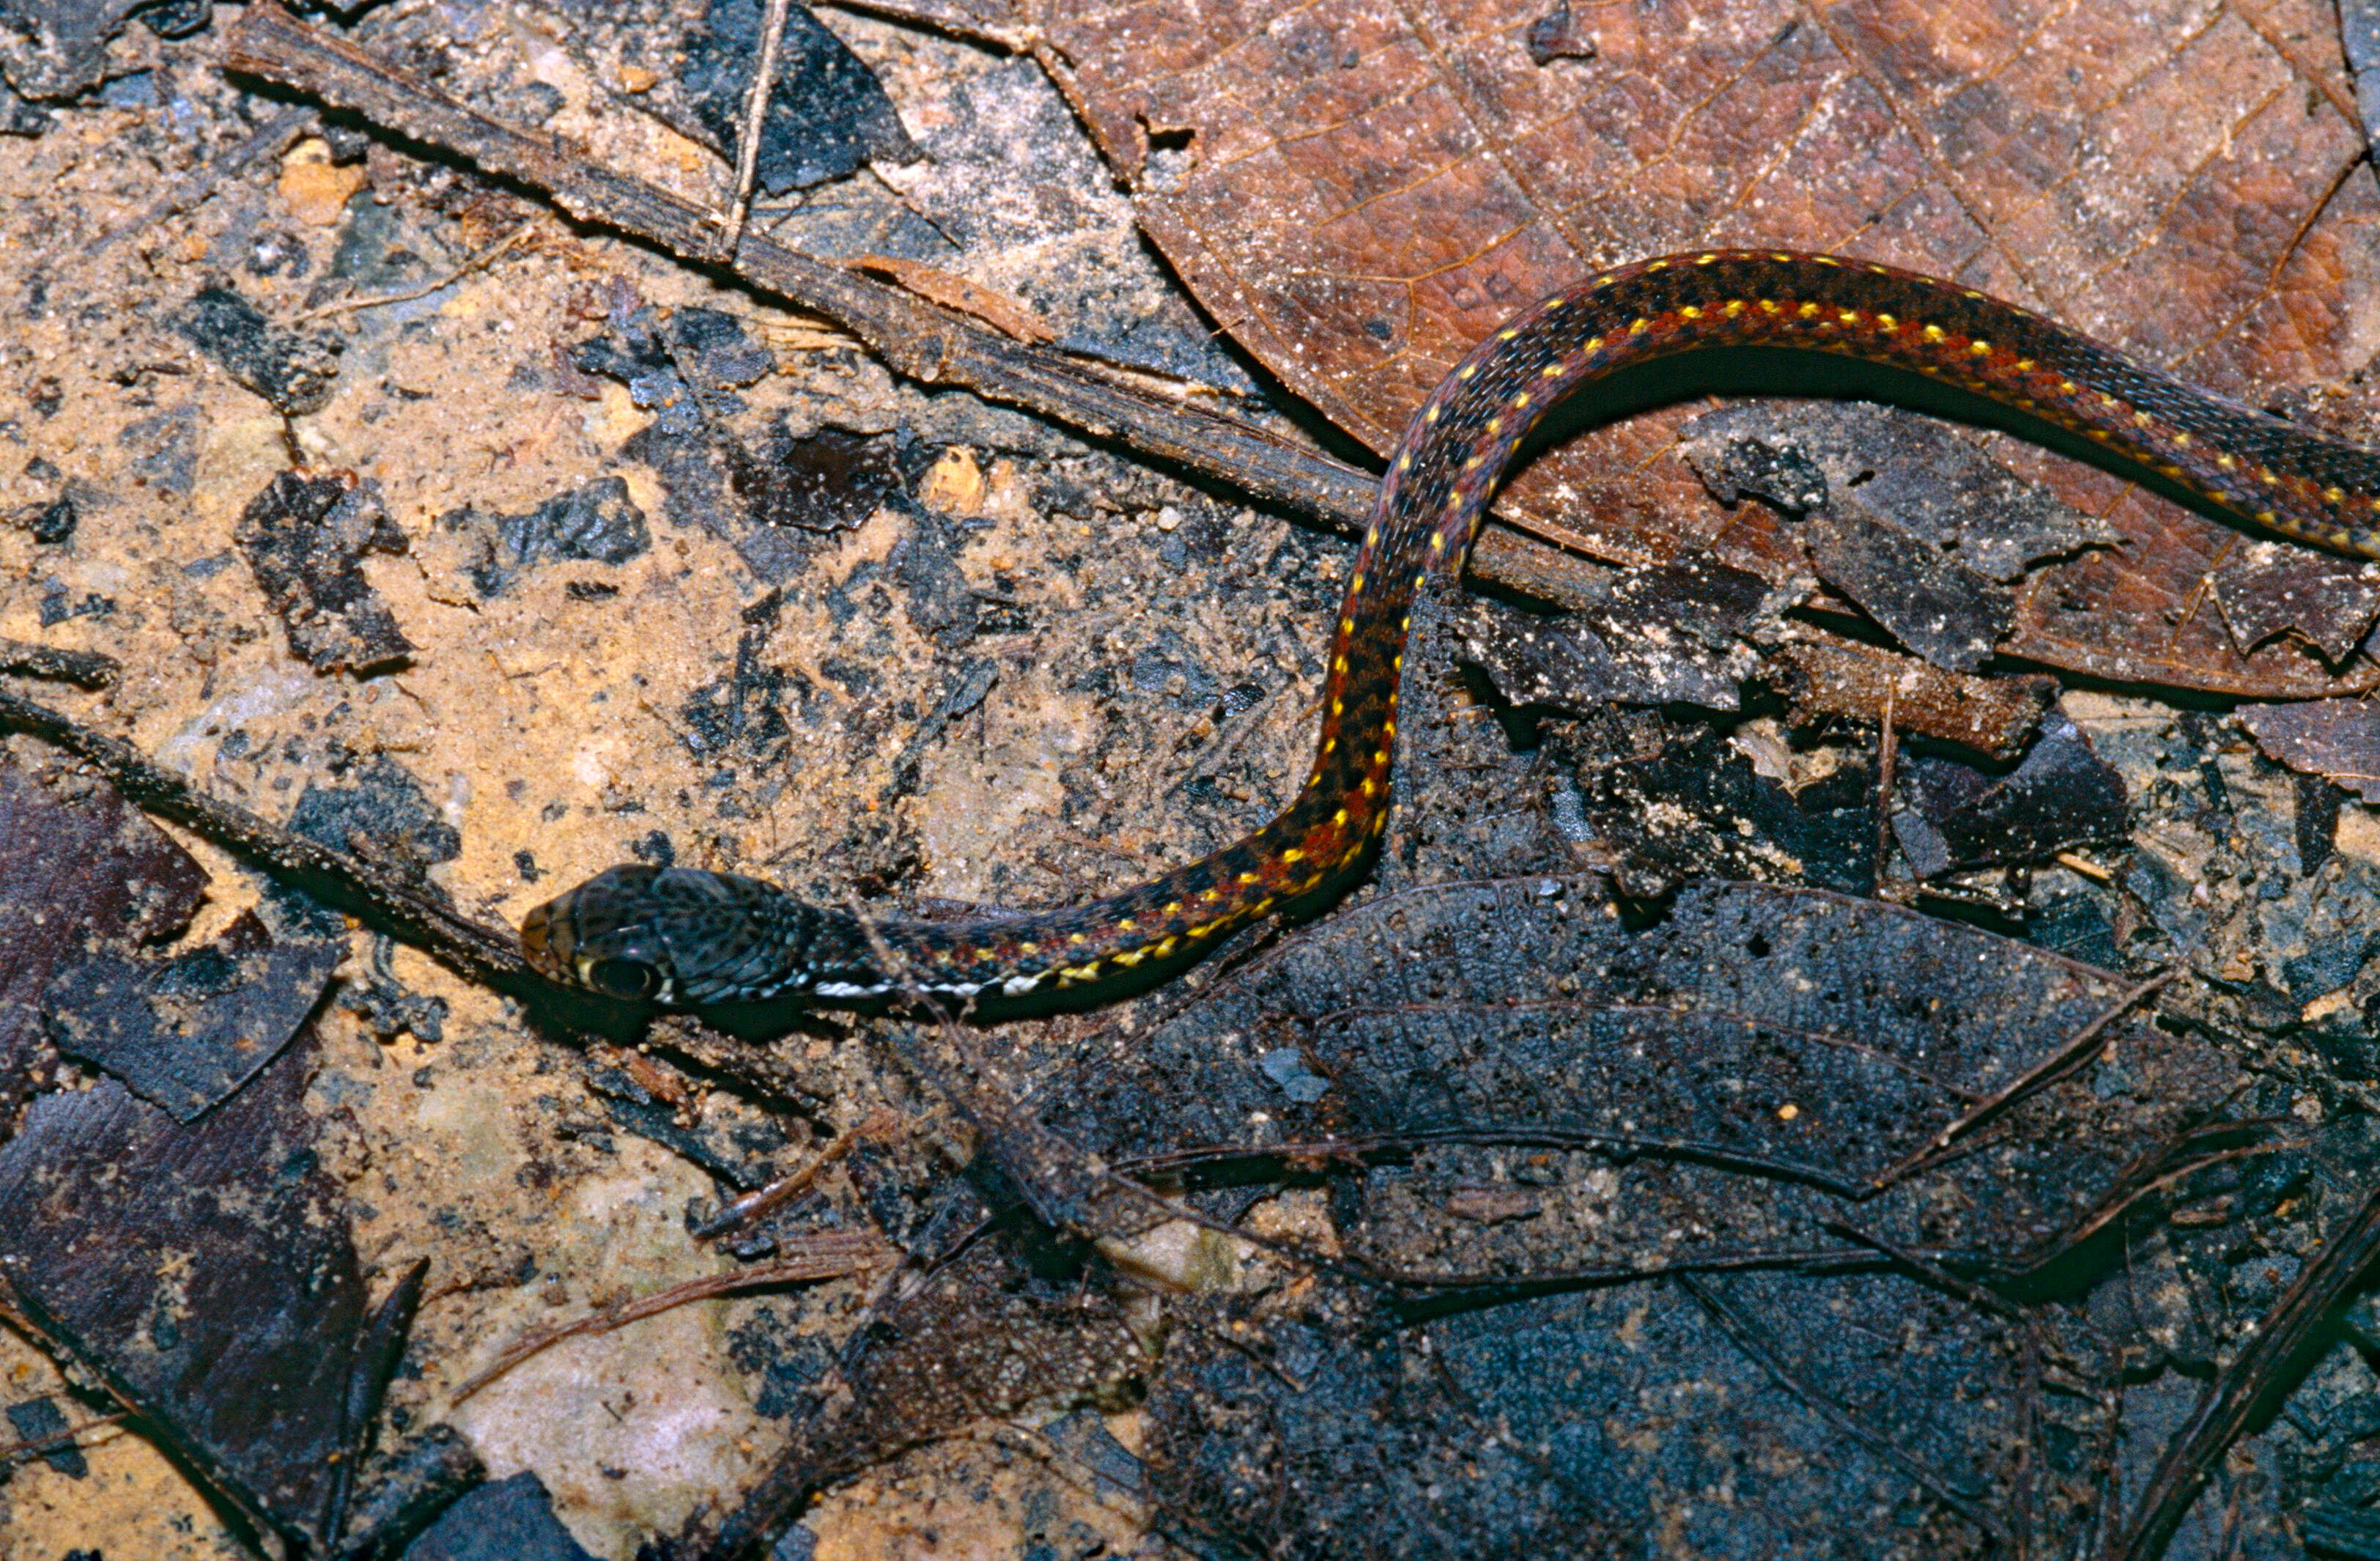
[717,0,794,262]
[84,105,317,257]
[0,1410,128,1464]
[449,1231,898,1404]
[1873,680,1900,898]
[2110,1178,2380,1560]
[691,1118,878,1239]
[0,687,528,988]
[292,221,534,322]
[1868,967,2177,1189]
[1681,1273,2006,1543]
[0,640,118,688]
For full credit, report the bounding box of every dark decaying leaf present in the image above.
[1455,555,1777,710]
[44,907,343,1121]
[705,1226,1147,1554]
[173,284,344,415]
[1148,1269,2022,1561]
[1554,709,1883,896]
[1146,1280,1639,1561]
[2210,541,2380,664]
[1681,404,2120,583]
[0,0,177,100]
[681,0,917,194]
[0,1030,395,1553]
[1039,877,2241,1274]
[234,470,415,675]
[440,474,651,598]
[2240,699,2380,802]
[0,758,204,1123]
[397,1471,597,1561]
[1890,712,2130,877]
[1681,403,2118,671]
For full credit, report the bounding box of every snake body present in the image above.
[521,251,2380,1008]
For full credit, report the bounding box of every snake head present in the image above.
[522,864,865,1007]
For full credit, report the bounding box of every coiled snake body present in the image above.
[522,251,2380,1008]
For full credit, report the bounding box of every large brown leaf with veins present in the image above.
[1022,0,2380,694]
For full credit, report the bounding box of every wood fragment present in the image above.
[849,254,1056,344]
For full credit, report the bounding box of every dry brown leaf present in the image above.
[1019,0,2380,695]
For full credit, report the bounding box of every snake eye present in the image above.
[583,956,663,1002]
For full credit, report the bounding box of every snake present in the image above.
[520,250,2380,1008]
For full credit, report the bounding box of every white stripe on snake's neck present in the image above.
[807,974,1051,1000]
[803,967,1052,1002]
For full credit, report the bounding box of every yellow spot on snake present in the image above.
[1969,340,1989,355]
[2328,487,2348,503]
[1759,299,1779,313]
[1797,301,1820,317]
[2259,468,2278,485]
[1513,391,1531,409]
[1679,306,1702,320]
[1117,918,1137,931]
[1498,327,1519,341]
[1426,404,1440,423]
[1630,317,1649,334]
[2258,509,2277,523]
[1876,313,1896,330]
[1280,848,1304,864]
[1838,309,1860,324]
[1921,325,1945,342]
[1696,253,1718,264]
[2014,358,2033,371]
[2217,454,2237,470]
